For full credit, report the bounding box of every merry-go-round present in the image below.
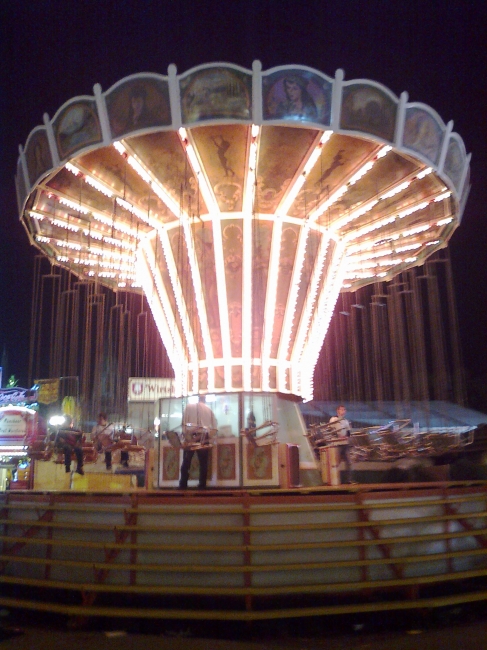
[2,61,486,622]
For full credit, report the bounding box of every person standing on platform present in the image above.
[179,395,217,490]
[56,415,84,475]
[329,405,353,483]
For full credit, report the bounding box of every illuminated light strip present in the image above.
[261,216,283,391]
[345,255,420,280]
[402,224,430,237]
[242,209,254,391]
[349,160,374,183]
[83,175,113,197]
[86,260,135,272]
[434,191,452,202]
[346,260,381,271]
[142,239,189,389]
[417,167,433,179]
[97,272,117,278]
[308,145,391,224]
[66,162,114,198]
[84,230,102,240]
[347,247,395,261]
[299,244,347,401]
[291,232,331,373]
[344,271,377,280]
[136,248,185,393]
[178,213,214,377]
[158,228,199,380]
[29,211,44,220]
[332,199,379,232]
[51,218,80,232]
[341,189,451,249]
[102,235,135,250]
[84,246,134,261]
[49,187,141,241]
[36,235,51,244]
[242,126,260,391]
[179,128,220,215]
[345,215,397,241]
[90,210,140,240]
[115,197,160,230]
[279,131,332,217]
[66,155,161,229]
[211,213,232,391]
[344,194,436,243]
[377,145,392,158]
[393,242,422,253]
[113,141,125,155]
[242,124,260,213]
[55,198,141,241]
[332,179,414,232]
[56,240,81,251]
[114,141,183,219]
[65,226,136,251]
[65,162,80,176]
[178,128,228,389]
[278,220,310,389]
[380,180,411,201]
[58,197,89,214]
[397,201,429,219]
[71,256,135,271]
[346,245,423,270]
[114,149,213,374]
[308,184,347,223]
[130,156,181,216]
[296,241,346,390]
[56,256,69,263]
[436,217,453,226]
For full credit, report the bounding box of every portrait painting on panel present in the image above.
[106,77,171,138]
[263,69,332,125]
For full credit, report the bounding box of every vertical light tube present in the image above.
[261,216,282,391]
[242,125,260,391]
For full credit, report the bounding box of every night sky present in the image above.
[1,1,486,400]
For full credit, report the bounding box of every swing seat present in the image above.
[241,420,278,447]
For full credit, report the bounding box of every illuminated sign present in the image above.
[0,406,37,447]
[128,378,175,402]
[0,387,37,406]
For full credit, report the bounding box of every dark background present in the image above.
[1,1,486,405]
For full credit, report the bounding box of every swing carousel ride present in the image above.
[7,62,487,624]
[16,62,471,485]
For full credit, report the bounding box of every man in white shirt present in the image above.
[179,396,217,489]
[329,405,353,483]
[91,412,128,470]
[91,412,114,445]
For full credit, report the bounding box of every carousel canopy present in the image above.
[16,62,471,400]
